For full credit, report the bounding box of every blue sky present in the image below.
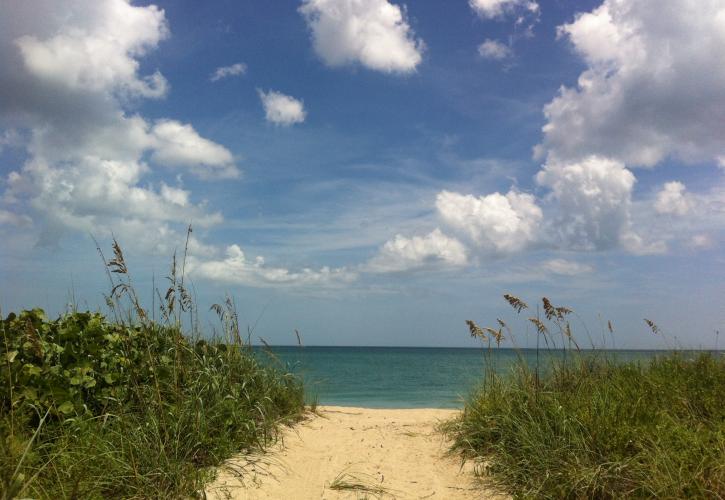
[1,0,724,348]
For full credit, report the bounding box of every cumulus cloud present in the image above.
[527,0,725,257]
[258,90,306,126]
[189,244,357,288]
[654,181,694,216]
[14,0,168,98]
[209,62,246,82]
[436,189,542,254]
[368,228,467,272]
[368,0,722,266]
[299,0,424,73]
[536,156,635,250]
[150,120,239,178]
[0,0,235,251]
[634,179,725,252]
[542,258,593,276]
[365,189,542,272]
[469,0,539,19]
[477,39,512,60]
[538,0,725,167]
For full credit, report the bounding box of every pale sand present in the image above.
[206,406,506,500]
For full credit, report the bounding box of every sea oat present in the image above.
[564,322,580,351]
[466,320,487,340]
[528,317,548,336]
[556,306,572,318]
[644,319,660,335]
[504,294,528,313]
[542,297,556,320]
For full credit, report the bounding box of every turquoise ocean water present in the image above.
[258,347,664,409]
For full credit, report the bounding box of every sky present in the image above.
[1,0,724,349]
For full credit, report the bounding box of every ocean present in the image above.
[258,346,665,409]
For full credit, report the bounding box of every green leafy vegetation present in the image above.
[446,295,725,499]
[0,234,304,498]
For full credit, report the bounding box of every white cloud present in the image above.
[299,0,424,74]
[150,120,239,178]
[477,39,512,60]
[368,228,467,272]
[0,0,233,252]
[258,90,306,126]
[689,234,713,250]
[469,0,539,19]
[209,62,246,82]
[538,0,725,167]
[189,244,357,288]
[159,183,190,207]
[358,0,725,265]
[0,1,357,290]
[654,181,694,216]
[536,156,640,251]
[436,189,542,254]
[7,155,222,235]
[635,179,725,252]
[15,0,168,98]
[620,231,667,256]
[542,258,593,276]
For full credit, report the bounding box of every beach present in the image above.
[206,406,505,499]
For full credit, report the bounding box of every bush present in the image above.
[0,236,305,498]
[0,308,304,498]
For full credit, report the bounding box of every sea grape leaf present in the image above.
[58,401,74,414]
[23,363,41,377]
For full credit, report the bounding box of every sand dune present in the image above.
[206,406,505,500]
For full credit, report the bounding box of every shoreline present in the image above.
[308,403,466,410]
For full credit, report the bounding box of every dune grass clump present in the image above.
[328,469,392,498]
[446,295,725,498]
[0,233,304,498]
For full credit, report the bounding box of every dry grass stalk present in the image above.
[503,294,528,313]
[542,297,572,321]
[328,470,390,498]
[644,319,660,335]
[564,322,580,351]
[528,317,548,336]
[466,320,487,340]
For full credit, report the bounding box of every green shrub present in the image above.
[0,235,305,498]
[0,309,304,498]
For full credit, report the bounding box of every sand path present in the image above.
[206,406,504,500]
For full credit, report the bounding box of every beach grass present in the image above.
[445,295,725,498]
[0,233,305,498]
[328,468,392,498]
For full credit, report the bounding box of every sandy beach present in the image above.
[206,406,504,499]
